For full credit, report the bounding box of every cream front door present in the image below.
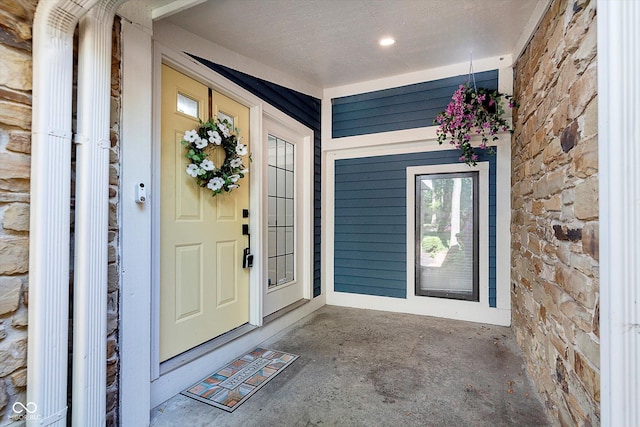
[160,64,250,362]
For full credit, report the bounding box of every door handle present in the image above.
[242,223,252,268]
[243,248,253,268]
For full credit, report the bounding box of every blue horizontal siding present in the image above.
[334,241,407,253]
[334,149,497,306]
[337,267,406,280]
[335,198,406,209]
[335,189,407,201]
[335,206,405,217]
[335,258,405,271]
[335,238,404,248]
[335,216,406,226]
[334,250,406,262]
[335,224,405,234]
[335,284,407,299]
[332,70,498,138]
[335,170,407,181]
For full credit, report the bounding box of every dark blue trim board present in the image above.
[189,54,322,298]
[334,150,497,307]
[332,70,498,138]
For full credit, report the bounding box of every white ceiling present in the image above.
[153,0,542,88]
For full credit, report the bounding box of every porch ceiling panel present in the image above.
[153,0,542,88]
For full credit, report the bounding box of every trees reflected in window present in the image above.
[415,172,479,301]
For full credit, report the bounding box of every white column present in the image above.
[28,2,100,426]
[73,1,128,425]
[118,15,153,427]
[598,1,640,426]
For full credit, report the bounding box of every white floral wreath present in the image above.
[182,117,249,196]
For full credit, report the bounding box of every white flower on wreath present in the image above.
[228,184,239,189]
[201,159,215,171]
[186,164,200,177]
[184,129,199,142]
[230,158,242,168]
[229,174,240,183]
[194,137,208,149]
[207,177,225,191]
[239,168,249,174]
[236,143,248,156]
[218,122,231,138]
[207,130,221,145]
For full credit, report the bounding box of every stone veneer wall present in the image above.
[105,16,122,427]
[0,1,122,424]
[511,0,599,425]
[0,0,36,422]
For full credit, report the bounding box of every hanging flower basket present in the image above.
[434,84,516,166]
[181,117,249,197]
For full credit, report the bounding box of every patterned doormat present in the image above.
[182,348,299,412]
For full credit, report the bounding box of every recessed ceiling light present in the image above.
[379,37,396,47]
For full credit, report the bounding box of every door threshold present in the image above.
[263,299,309,325]
[159,323,257,376]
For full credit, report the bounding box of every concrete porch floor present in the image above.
[151,306,549,426]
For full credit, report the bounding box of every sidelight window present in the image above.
[267,134,295,288]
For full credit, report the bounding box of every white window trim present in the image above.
[406,162,494,323]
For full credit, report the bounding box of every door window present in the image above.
[176,92,199,118]
[415,172,479,301]
[267,135,295,288]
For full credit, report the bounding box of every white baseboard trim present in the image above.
[326,290,510,327]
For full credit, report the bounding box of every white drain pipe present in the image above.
[28,1,100,426]
[73,1,127,425]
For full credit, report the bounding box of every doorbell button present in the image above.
[135,182,147,204]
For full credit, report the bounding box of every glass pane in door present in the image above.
[267,135,295,288]
[415,172,478,301]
